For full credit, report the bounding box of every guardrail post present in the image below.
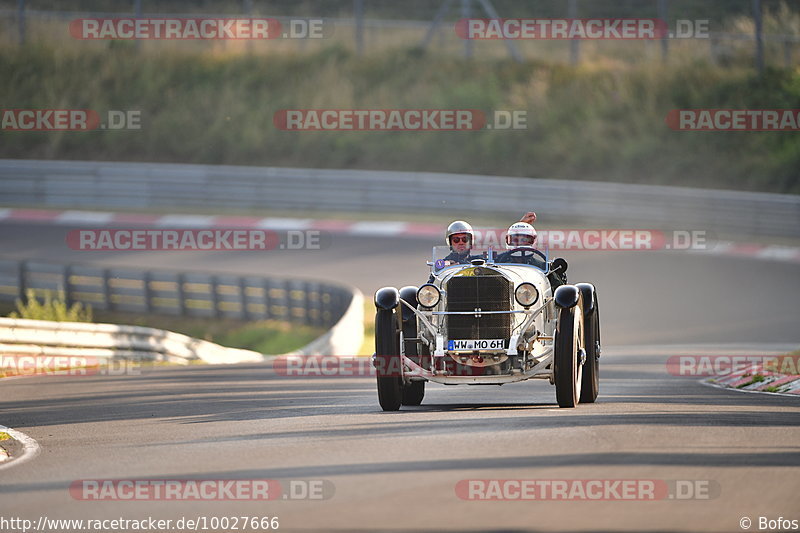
[302,282,311,326]
[307,282,321,327]
[63,264,73,307]
[176,273,187,315]
[321,287,333,327]
[329,289,343,328]
[102,268,113,311]
[239,277,250,321]
[287,281,302,324]
[277,280,290,322]
[143,271,153,313]
[17,260,26,299]
[262,280,271,320]
[210,275,221,318]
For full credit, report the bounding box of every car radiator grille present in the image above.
[446,275,512,341]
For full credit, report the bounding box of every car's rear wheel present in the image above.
[580,293,600,403]
[401,380,425,405]
[554,299,584,408]
[375,309,403,411]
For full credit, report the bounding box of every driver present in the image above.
[442,220,481,264]
[496,221,568,288]
[495,222,546,268]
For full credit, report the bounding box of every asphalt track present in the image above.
[1,220,799,532]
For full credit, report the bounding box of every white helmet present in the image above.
[505,222,537,249]
[445,220,474,245]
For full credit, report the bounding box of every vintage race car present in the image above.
[372,245,600,410]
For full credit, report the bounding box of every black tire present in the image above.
[375,309,402,411]
[580,294,600,404]
[401,380,425,406]
[554,299,584,408]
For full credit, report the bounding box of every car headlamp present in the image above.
[515,282,539,307]
[417,284,441,308]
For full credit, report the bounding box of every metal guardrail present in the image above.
[0,257,365,358]
[0,316,265,364]
[1,159,799,239]
[0,257,352,330]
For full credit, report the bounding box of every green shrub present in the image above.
[9,289,93,323]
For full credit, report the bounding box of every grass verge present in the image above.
[80,311,325,355]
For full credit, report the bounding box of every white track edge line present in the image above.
[0,424,41,471]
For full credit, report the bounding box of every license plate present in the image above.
[448,339,505,351]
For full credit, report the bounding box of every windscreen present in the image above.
[431,245,549,273]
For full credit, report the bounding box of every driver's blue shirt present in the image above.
[428,250,483,282]
[443,250,482,264]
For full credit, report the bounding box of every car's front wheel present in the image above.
[554,298,584,408]
[375,309,403,411]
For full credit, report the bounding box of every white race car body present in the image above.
[374,245,600,410]
[403,249,557,385]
